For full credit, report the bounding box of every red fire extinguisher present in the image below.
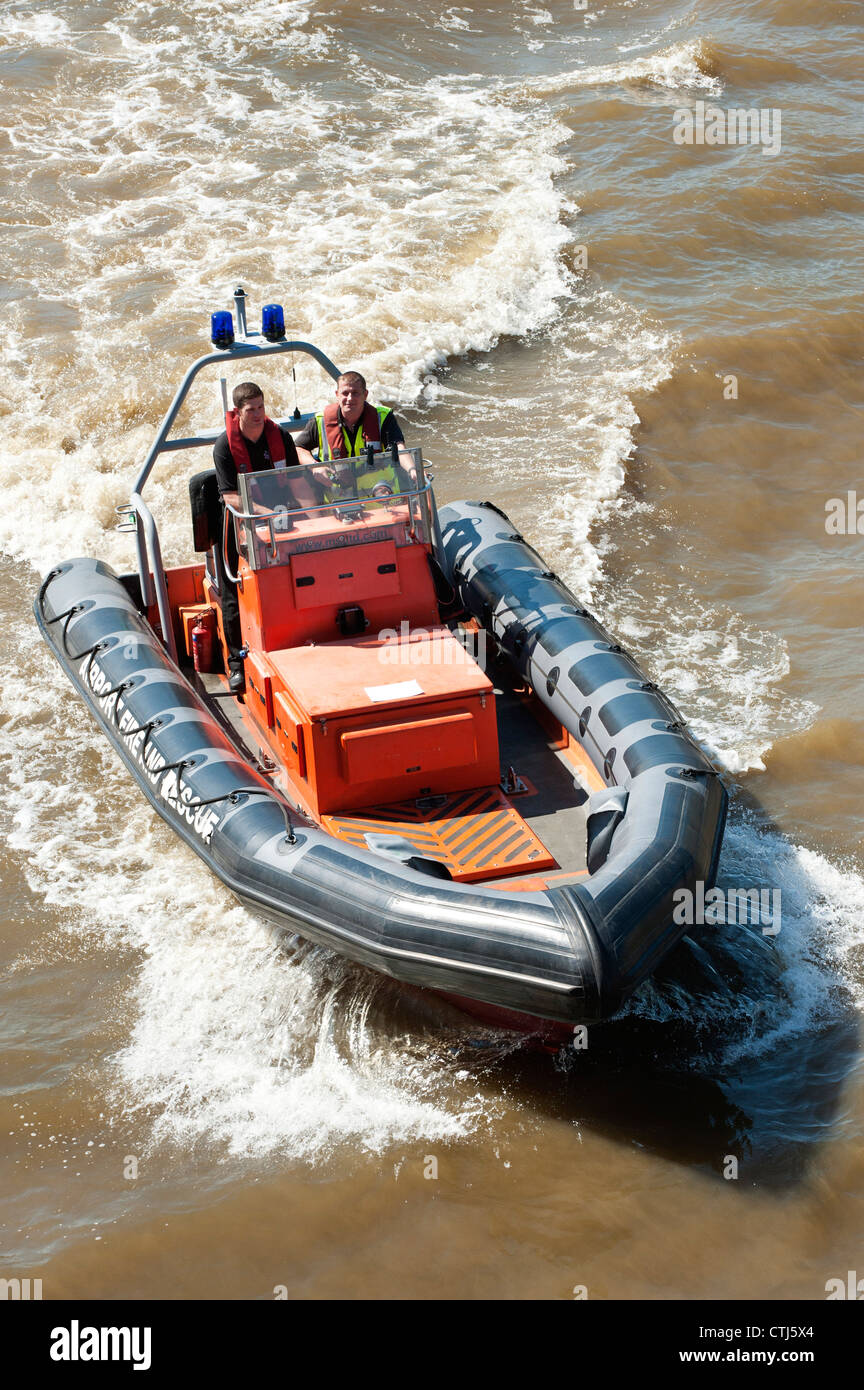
[191,610,215,673]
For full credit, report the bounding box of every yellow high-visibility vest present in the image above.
[316,406,402,501]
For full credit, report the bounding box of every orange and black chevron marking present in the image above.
[323,787,556,883]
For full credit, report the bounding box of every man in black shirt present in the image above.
[214,385,313,510]
[213,381,316,693]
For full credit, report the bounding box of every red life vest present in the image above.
[321,402,382,460]
[225,410,286,474]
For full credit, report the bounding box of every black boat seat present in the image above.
[189,468,221,553]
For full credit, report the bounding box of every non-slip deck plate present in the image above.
[323,787,557,882]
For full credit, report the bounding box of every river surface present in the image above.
[1,0,862,1300]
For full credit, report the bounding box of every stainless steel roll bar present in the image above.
[120,326,445,666]
[123,338,341,664]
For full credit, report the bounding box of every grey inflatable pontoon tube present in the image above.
[35,502,725,1026]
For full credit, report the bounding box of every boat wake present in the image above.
[112,912,494,1164]
[620,808,864,1044]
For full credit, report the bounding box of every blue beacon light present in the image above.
[262,303,286,342]
[210,311,235,349]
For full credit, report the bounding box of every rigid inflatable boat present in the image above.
[35,292,727,1040]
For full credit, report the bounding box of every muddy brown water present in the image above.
[1,0,862,1300]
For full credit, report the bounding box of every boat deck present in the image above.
[194,643,592,882]
[492,673,591,873]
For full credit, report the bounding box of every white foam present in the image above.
[0,11,72,47]
[598,576,819,776]
[114,910,489,1160]
[0,46,581,577]
[535,297,678,599]
[520,38,722,98]
[621,810,864,1059]
[436,9,479,33]
[183,0,329,60]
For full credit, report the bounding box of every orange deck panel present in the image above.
[266,626,492,721]
[323,787,557,883]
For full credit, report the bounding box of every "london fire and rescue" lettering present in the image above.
[80,655,220,843]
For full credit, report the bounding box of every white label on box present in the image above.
[364,680,425,703]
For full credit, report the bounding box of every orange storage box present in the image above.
[265,626,499,814]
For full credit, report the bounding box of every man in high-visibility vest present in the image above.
[294,371,416,501]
